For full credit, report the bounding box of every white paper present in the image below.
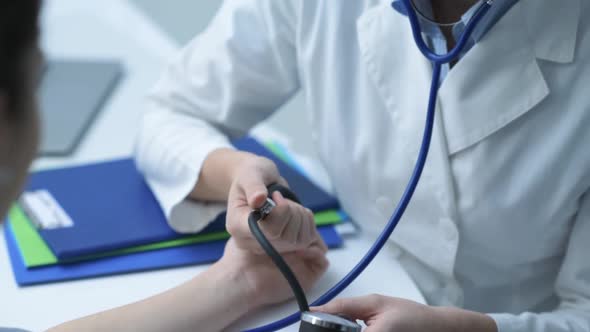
[20,190,74,229]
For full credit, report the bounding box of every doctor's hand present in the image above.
[314,295,497,332]
[225,155,322,254]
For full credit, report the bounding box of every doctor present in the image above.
[135,0,590,331]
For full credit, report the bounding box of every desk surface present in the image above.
[0,1,424,330]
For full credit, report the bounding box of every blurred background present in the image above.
[131,1,314,156]
[37,0,315,168]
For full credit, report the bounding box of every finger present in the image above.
[297,211,311,247]
[305,209,329,253]
[311,234,328,254]
[285,248,329,290]
[287,206,304,247]
[263,205,298,248]
[305,208,316,240]
[312,294,386,321]
[267,198,313,250]
[227,180,277,239]
[301,246,329,273]
[259,192,318,251]
[271,190,286,205]
[308,220,328,254]
[260,192,291,238]
[278,176,289,188]
[295,206,319,249]
[240,176,269,209]
[226,206,253,240]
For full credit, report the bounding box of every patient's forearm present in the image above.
[48,262,253,332]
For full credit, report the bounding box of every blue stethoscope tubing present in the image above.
[244,1,493,331]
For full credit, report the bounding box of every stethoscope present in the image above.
[244,0,495,331]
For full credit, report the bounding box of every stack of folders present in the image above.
[4,137,350,286]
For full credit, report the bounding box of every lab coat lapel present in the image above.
[355,0,581,280]
[437,0,553,155]
[357,3,460,278]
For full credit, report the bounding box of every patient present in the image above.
[0,1,327,331]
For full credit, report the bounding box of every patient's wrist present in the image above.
[203,260,260,312]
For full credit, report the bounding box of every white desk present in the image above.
[0,1,424,331]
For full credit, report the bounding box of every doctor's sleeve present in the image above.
[489,191,590,332]
[134,0,300,233]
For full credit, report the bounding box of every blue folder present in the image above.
[28,137,339,260]
[4,222,343,286]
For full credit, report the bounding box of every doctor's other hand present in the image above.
[314,294,498,332]
[225,154,321,254]
[219,236,329,308]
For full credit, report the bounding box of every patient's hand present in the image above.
[219,236,329,308]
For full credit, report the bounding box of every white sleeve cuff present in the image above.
[144,171,228,234]
[135,111,235,233]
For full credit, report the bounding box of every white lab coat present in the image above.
[134,0,590,331]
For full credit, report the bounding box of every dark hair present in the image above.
[0,0,41,109]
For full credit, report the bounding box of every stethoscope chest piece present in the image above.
[299,312,361,332]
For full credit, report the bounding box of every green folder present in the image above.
[9,205,343,268]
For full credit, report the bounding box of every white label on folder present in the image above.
[20,190,74,229]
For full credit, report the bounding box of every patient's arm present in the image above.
[47,237,328,332]
[47,259,252,332]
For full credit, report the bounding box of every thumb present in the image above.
[312,295,384,321]
[241,177,269,209]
